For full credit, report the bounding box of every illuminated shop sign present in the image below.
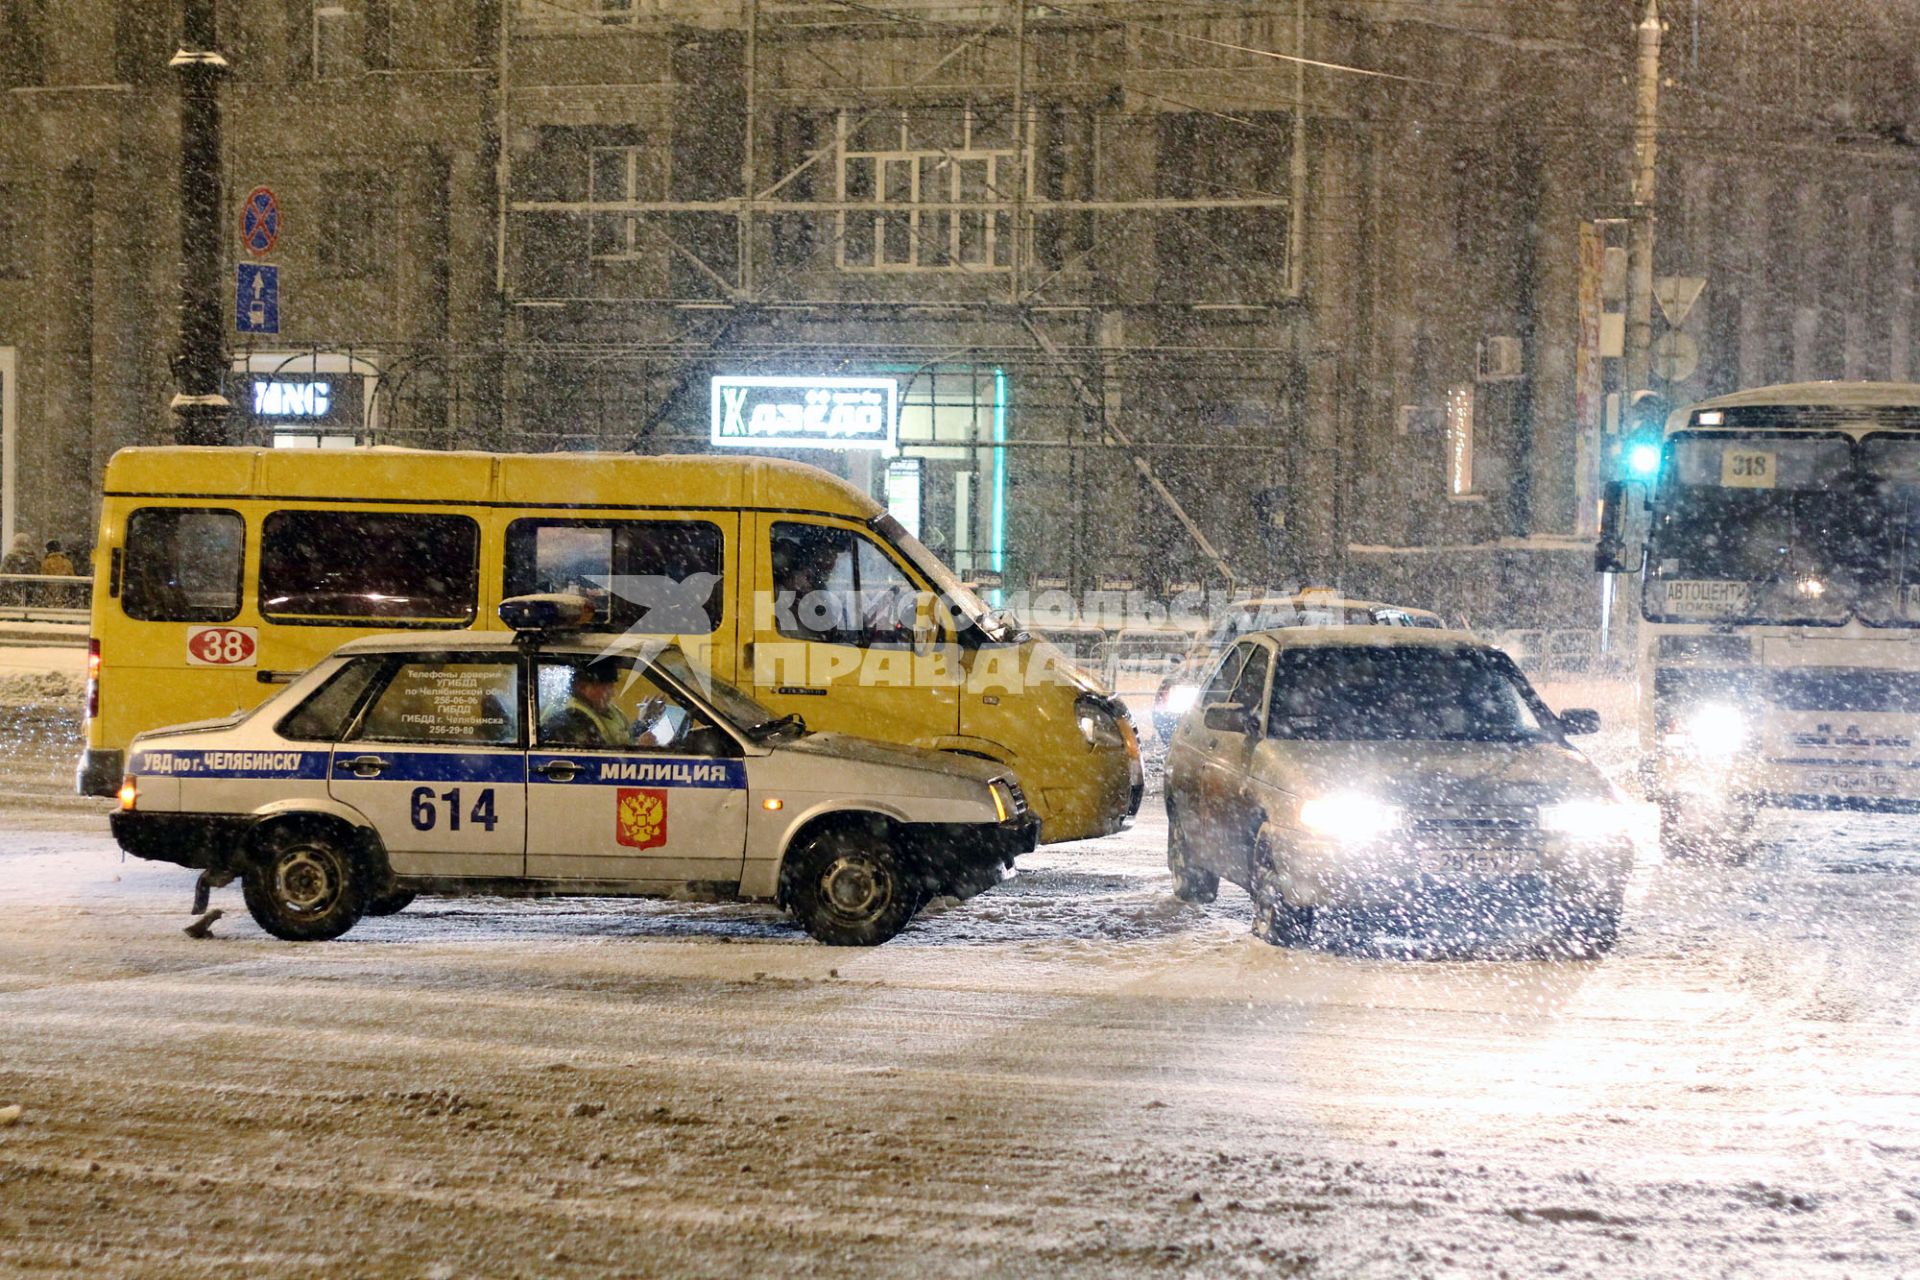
[253,380,333,419]
[710,375,898,452]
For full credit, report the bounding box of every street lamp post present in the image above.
[1622,0,1662,401]
[169,0,231,445]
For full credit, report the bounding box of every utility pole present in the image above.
[1621,0,1662,399]
[169,0,231,445]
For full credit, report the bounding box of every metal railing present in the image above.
[0,574,90,625]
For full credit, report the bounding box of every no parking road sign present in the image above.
[240,186,279,257]
[236,263,280,335]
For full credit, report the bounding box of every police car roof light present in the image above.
[499,593,596,633]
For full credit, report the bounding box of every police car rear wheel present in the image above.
[241,826,367,941]
[786,827,920,946]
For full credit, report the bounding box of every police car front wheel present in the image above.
[785,825,921,946]
[241,824,368,942]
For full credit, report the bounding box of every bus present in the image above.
[80,447,1141,843]
[1597,380,1920,857]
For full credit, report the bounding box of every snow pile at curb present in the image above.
[0,646,87,710]
[0,671,82,710]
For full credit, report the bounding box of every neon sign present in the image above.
[710,375,897,452]
[252,380,333,418]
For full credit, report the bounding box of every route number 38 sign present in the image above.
[186,626,259,667]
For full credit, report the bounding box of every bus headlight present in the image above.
[1669,702,1748,759]
[1297,792,1400,843]
[1539,799,1631,841]
[1075,694,1127,749]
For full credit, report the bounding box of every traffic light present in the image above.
[1618,390,1670,481]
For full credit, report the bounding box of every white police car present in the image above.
[111,597,1037,946]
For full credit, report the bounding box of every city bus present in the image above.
[80,447,1141,843]
[1596,380,1920,857]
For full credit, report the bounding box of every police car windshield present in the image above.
[650,650,793,738]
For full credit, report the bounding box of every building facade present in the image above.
[1,0,1915,625]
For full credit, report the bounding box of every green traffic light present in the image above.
[1627,441,1661,477]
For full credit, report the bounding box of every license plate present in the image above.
[1432,849,1528,877]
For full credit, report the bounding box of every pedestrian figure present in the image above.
[39,539,74,577]
[1,532,34,575]
[0,532,34,605]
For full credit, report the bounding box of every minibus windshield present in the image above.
[870,514,1023,643]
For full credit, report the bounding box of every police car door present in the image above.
[329,653,527,877]
[526,653,748,886]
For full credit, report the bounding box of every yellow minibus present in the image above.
[81,447,1141,843]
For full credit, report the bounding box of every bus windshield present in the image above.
[1648,430,1920,626]
[870,514,1022,644]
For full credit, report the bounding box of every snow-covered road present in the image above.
[2,707,1919,1276]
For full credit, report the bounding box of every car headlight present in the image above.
[1075,694,1127,749]
[1667,702,1747,758]
[989,779,1016,822]
[1296,791,1400,843]
[1539,799,1631,841]
[1160,684,1199,715]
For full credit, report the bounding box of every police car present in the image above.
[110,596,1038,946]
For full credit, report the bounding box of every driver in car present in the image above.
[542,658,673,749]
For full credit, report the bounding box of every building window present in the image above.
[1154,112,1292,301]
[1446,383,1476,497]
[317,172,381,278]
[838,104,1018,273]
[0,183,27,279]
[313,3,364,80]
[518,0,650,28]
[589,144,666,261]
[0,0,45,89]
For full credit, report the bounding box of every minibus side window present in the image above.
[503,519,723,633]
[770,523,921,648]
[122,507,244,622]
[259,511,479,624]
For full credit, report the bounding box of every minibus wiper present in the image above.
[748,713,806,741]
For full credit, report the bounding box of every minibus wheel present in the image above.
[241,821,368,942]
[783,822,920,946]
